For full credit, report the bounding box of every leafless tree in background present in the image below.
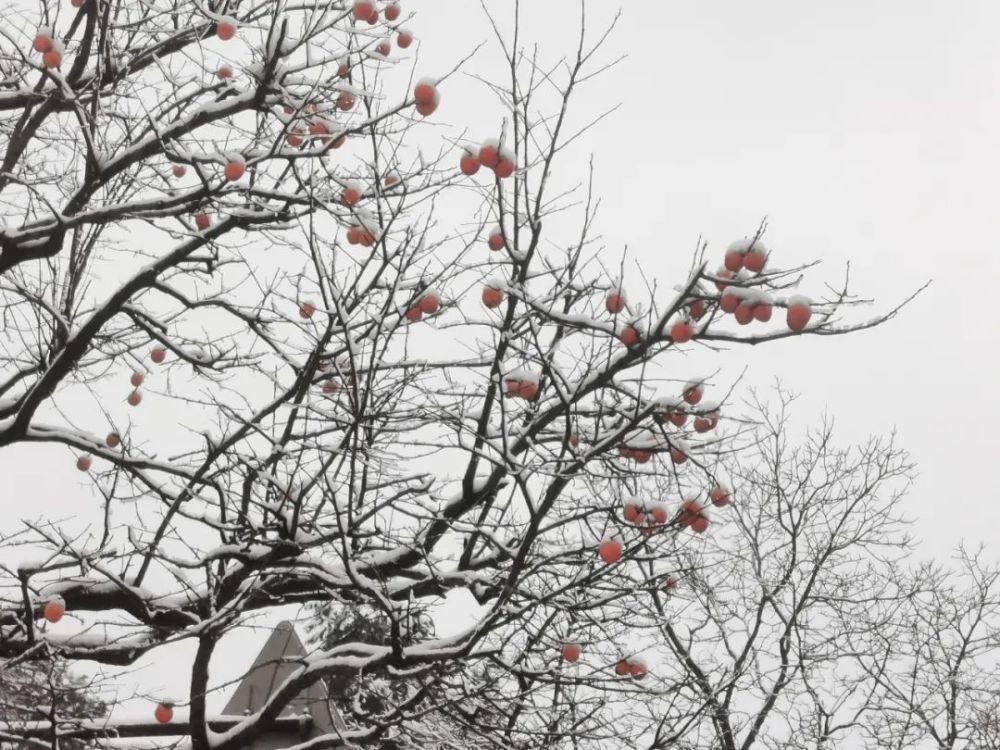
[0,0,912,747]
[854,547,1000,750]
[0,655,106,749]
[617,388,915,750]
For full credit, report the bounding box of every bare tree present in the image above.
[583,387,913,750]
[0,656,106,749]
[0,1,913,748]
[853,547,1000,750]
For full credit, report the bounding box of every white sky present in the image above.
[5,0,999,729]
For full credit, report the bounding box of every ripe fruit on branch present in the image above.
[623,501,640,523]
[619,326,640,348]
[724,249,744,272]
[171,164,186,178]
[42,42,64,69]
[154,703,173,725]
[629,661,648,679]
[653,399,685,427]
[561,643,581,663]
[688,299,706,320]
[127,390,142,406]
[667,409,687,427]
[217,65,233,80]
[754,302,773,322]
[299,301,317,319]
[405,306,422,322]
[479,140,500,169]
[487,225,505,251]
[352,1,374,21]
[682,381,704,405]
[347,225,375,246]
[460,149,481,176]
[385,3,401,21]
[43,599,65,623]
[494,148,515,179]
[194,212,211,231]
[419,291,440,314]
[693,409,719,433]
[710,485,730,507]
[670,319,693,343]
[76,455,92,472]
[33,30,54,53]
[482,285,504,309]
[416,99,438,116]
[606,290,626,314]
[397,29,414,48]
[615,660,630,676]
[720,288,741,314]
[520,381,539,400]
[650,505,668,525]
[669,445,687,465]
[599,539,623,564]
[223,158,245,181]
[787,295,812,332]
[337,92,356,111]
[383,171,401,187]
[150,347,167,364]
[726,237,767,274]
[744,247,768,273]
[620,432,655,460]
[341,181,363,206]
[413,78,439,116]
[504,372,540,401]
[215,16,237,40]
[375,39,391,57]
[734,303,754,325]
[691,515,710,533]
[130,371,145,387]
[106,432,121,448]
[663,575,679,591]
[677,498,703,527]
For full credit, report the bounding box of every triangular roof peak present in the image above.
[222,621,345,737]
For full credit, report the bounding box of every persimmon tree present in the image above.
[0,0,914,748]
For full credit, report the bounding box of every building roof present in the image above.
[221,620,346,737]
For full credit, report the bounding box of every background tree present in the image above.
[855,548,1000,750]
[0,656,107,749]
[611,388,915,750]
[0,1,910,748]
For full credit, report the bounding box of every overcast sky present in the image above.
[8,0,1000,725]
